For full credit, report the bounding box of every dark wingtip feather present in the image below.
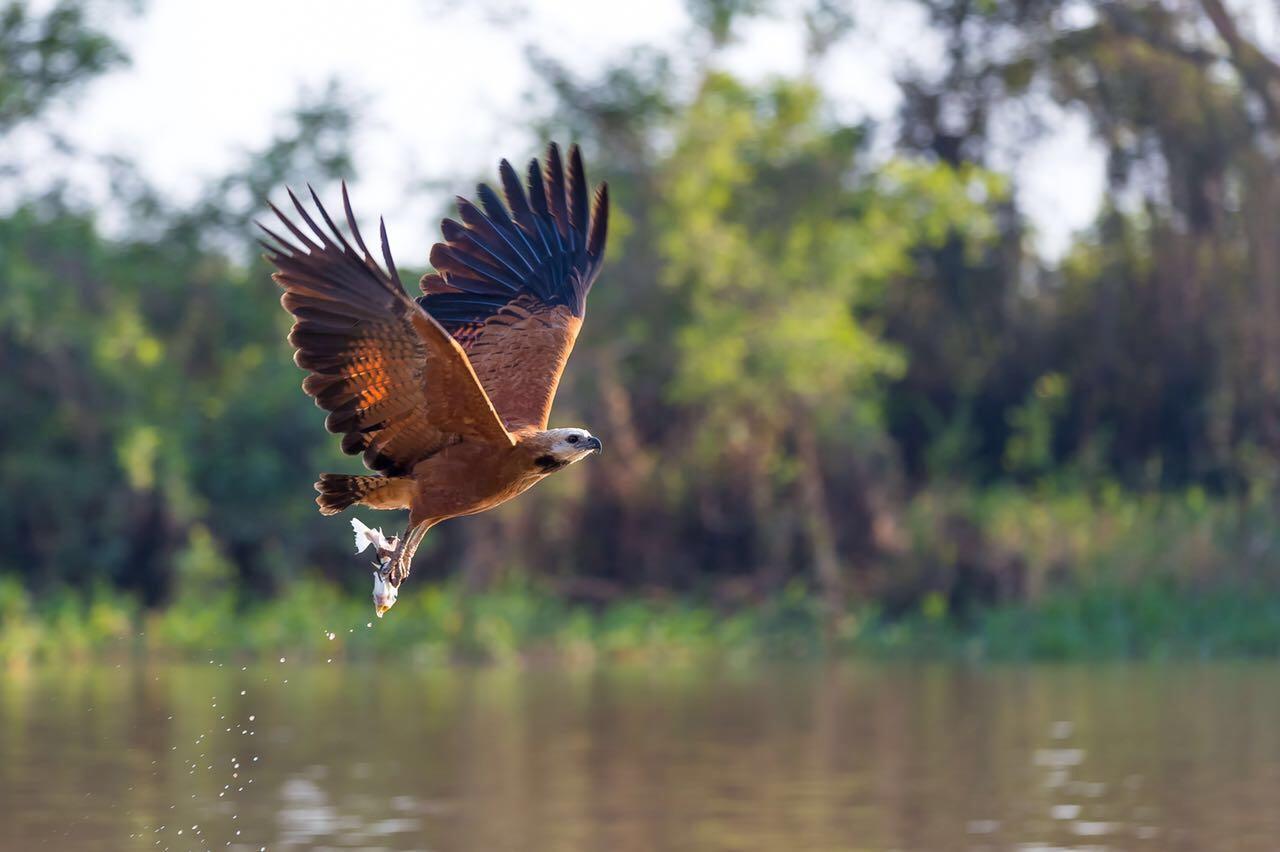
[417,142,610,324]
[284,186,339,253]
[379,218,400,289]
[544,142,570,238]
[267,199,320,252]
[306,184,356,257]
[476,182,512,227]
[526,157,548,216]
[341,181,375,260]
[285,187,317,233]
[440,217,468,245]
[588,181,609,258]
[256,220,293,254]
[567,144,589,237]
[499,159,533,221]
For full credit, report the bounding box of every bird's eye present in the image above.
[567,435,579,444]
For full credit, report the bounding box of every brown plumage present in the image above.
[261,143,608,610]
[315,474,414,515]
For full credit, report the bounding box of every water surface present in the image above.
[3,661,1279,850]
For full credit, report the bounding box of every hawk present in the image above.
[260,143,608,615]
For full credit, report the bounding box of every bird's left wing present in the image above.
[418,143,609,431]
[261,186,514,476]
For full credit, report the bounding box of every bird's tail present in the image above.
[314,474,413,516]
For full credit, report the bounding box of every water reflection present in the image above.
[1,662,1279,850]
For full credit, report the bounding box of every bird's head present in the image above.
[527,427,603,473]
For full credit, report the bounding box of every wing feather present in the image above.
[418,143,609,431]
[263,187,512,475]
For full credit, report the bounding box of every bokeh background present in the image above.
[10,3,1280,850]
[4,0,1280,663]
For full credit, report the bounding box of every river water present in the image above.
[2,661,1279,850]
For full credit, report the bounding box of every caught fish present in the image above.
[352,518,401,617]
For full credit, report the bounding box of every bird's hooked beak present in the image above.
[586,435,603,455]
[371,566,398,617]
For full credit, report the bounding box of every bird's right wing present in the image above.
[418,142,609,431]
[261,186,514,476]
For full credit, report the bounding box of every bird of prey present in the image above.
[260,143,608,616]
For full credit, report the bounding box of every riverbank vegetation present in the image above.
[7,483,1280,671]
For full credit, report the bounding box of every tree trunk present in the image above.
[1198,0,1280,129]
[794,417,844,627]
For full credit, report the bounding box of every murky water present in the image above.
[2,661,1280,850]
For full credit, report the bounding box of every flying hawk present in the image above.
[260,143,608,615]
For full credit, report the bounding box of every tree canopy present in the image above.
[3,0,1279,619]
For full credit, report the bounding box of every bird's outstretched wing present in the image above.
[419,142,609,431]
[261,186,514,476]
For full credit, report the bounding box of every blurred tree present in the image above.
[0,76,361,601]
[466,42,1001,612]
[686,0,772,48]
[3,0,1279,621]
[659,73,996,610]
[0,0,124,135]
[883,0,1280,489]
[1024,0,1280,485]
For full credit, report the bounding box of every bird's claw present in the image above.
[369,522,423,617]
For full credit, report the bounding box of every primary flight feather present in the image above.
[260,143,608,615]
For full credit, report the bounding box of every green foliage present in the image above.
[0,0,125,134]
[1004,373,1069,478]
[8,507,1280,668]
[661,75,916,429]
[685,0,771,47]
[0,82,359,598]
[4,0,1280,663]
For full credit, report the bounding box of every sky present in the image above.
[11,0,1276,263]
